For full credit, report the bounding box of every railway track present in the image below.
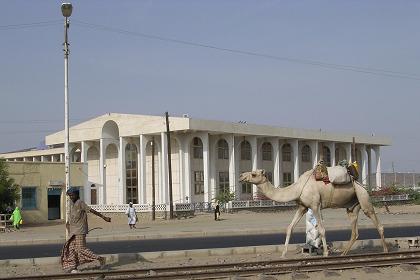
[3,250,420,280]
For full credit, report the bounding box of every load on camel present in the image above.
[239,164,388,257]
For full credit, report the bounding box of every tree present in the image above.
[0,159,20,213]
[214,188,235,205]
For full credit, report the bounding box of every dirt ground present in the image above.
[2,246,420,280]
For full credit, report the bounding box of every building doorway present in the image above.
[47,188,61,220]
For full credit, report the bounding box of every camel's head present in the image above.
[239,169,268,184]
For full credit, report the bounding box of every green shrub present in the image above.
[0,159,20,213]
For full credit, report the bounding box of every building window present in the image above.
[192,137,203,159]
[282,144,292,162]
[302,145,311,162]
[266,171,273,183]
[323,146,331,167]
[21,187,37,210]
[283,173,292,186]
[240,141,251,160]
[217,139,229,160]
[242,182,252,194]
[194,171,204,194]
[125,143,138,204]
[262,142,272,161]
[218,172,230,193]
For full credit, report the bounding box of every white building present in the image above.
[0,113,390,206]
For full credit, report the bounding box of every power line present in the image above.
[0,118,86,124]
[1,19,419,80]
[0,20,62,30]
[73,20,420,81]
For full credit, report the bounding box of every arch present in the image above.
[190,136,204,201]
[262,142,272,161]
[282,143,292,162]
[105,143,118,204]
[323,146,331,166]
[191,137,203,159]
[87,146,100,205]
[335,146,347,165]
[70,147,81,162]
[86,146,101,205]
[217,139,229,160]
[240,140,251,161]
[102,120,119,140]
[301,145,311,163]
[125,143,138,204]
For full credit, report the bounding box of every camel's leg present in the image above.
[282,205,307,258]
[363,209,388,253]
[311,206,328,256]
[353,182,388,253]
[342,204,361,255]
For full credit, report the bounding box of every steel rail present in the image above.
[3,250,420,280]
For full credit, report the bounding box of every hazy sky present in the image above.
[1,1,419,172]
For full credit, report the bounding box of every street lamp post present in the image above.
[61,3,72,239]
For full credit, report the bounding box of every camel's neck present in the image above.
[256,180,301,203]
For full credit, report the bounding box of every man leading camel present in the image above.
[61,187,111,273]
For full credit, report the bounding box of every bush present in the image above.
[0,159,20,213]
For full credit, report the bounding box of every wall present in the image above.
[7,162,87,224]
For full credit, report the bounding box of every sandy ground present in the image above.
[2,246,420,280]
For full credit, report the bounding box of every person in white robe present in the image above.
[306,208,321,249]
[125,202,137,229]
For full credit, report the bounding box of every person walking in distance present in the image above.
[125,202,137,229]
[214,201,221,221]
[61,187,111,273]
[9,206,22,230]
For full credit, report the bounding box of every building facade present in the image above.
[0,113,391,207]
[6,162,86,223]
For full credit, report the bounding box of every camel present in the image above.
[239,169,388,257]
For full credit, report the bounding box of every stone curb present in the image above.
[0,237,410,267]
[1,222,419,247]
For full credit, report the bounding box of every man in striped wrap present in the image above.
[61,187,111,273]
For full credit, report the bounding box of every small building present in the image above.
[1,113,391,210]
[7,162,87,224]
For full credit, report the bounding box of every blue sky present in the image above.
[1,1,419,172]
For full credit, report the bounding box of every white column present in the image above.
[60,154,64,162]
[228,134,236,195]
[292,139,299,182]
[119,137,126,204]
[329,142,336,166]
[367,146,372,189]
[250,136,258,198]
[202,133,210,203]
[361,145,368,185]
[139,135,147,204]
[81,141,88,163]
[80,141,90,204]
[374,146,382,188]
[160,132,168,204]
[99,138,106,204]
[183,138,191,202]
[209,137,216,201]
[345,143,352,162]
[310,141,319,168]
[178,136,185,202]
[272,139,280,187]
